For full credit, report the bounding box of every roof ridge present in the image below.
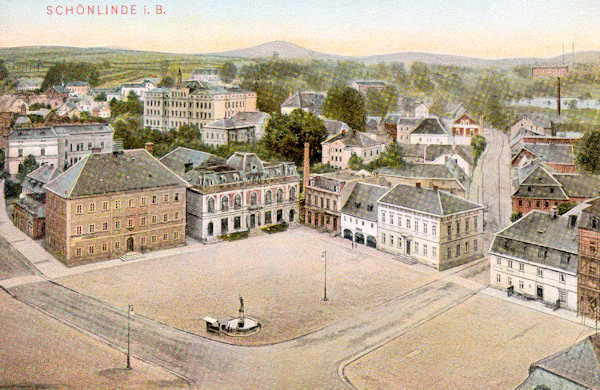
[67,154,91,198]
[145,149,190,188]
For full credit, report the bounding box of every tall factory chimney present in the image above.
[303,142,310,197]
[557,77,561,117]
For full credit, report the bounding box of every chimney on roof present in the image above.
[551,206,558,218]
[416,182,422,189]
[145,142,154,155]
[568,214,578,228]
[432,185,439,191]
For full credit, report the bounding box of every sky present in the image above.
[1,0,599,58]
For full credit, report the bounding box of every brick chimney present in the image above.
[302,142,310,197]
[432,184,439,191]
[416,182,421,189]
[145,142,154,155]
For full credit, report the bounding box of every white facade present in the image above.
[321,134,386,169]
[410,133,452,145]
[429,152,471,176]
[341,214,378,245]
[413,103,429,118]
[489,252,577,310]
[6,129,59,175]
[120,80,156,100]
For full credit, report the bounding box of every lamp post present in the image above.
[126,304,133,370]
[322,251,328,301]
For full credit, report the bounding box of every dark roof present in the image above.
[231,111,269,125]
[280,91,326,114]
[401,144,426,158]
[323,119,350,135]
[520,143,574,165]
[353,80,387,87]
[489,211,578,273]
[7,127,57,141]
[341,183,389,221]
[45,149,188,198]
[410,117,448,135]
[322,131,382,147]
[518,334,600,389]
[376,163,455,180]
[204,118,253,130]
[52,123,113,136]
[555,174,600,199]
[159,147,225,176]
[23,165,60,194]
[15,196,45,219]
[310,171,361,192]
[378,184,481,216]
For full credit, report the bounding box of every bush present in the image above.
[218,230,249,241]
[261,222,288,234]
[510,212,522,222]
[3,179,21,199]
[557,202,576,215]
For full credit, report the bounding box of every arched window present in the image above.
[276,189,283,204]
[234,194,242,210]
[221,196,229,211]
[265,190,272,205]
[289,187,296,201]
[250,192,258,206]
[207,198,215,213]
[207,222,214,236]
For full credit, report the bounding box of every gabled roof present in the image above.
[489,210,579,273]
[519,143,574,165]
[28,164,60,184]
[322,119,351,136]
[410,117,448,135]
[341,183,389,221]
[44,149,189,198]
[322,131,382,147]
[280,91,326,114]
[231,111,269,126]
[555,174,600,199]
[204,118,253,130]
[159,147,225,176]
[65,81,89,87]
[7,127,57,141]
[378,184,481,216]
[352,80,387,87]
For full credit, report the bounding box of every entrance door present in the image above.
[406,240,411,255]
[537,286,544,300]
[221,218,228,234]
[127,237,134,252]
[289,209,295,222]
[250,214,256,228]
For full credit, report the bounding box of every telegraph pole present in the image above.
[126,304,133,370]
[322,251,328,301]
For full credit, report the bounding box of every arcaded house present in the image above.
[184,152,300,242]
[44,149,188,266]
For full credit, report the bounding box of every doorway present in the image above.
[126,237,134,252]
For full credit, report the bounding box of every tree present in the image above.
[322,85,366,131]
[365,86,398,118]
[17,155,39,181]
[158,76,174,88]
[241,81,288,114]
[109,92,142,118]
[576,130,600,174]
[410,62,434,92]
[94,92,107,102]
[557,202,576,215]
[310,162,337,174]
[263,109,327,165]
[219,61,237,83]
[467,72,512,129]
[0,60,9,81]
[348,153,365,170]
[471,134,487,164]
[40,61,101,91]
[510,212,523,222]
[366,143,404,171]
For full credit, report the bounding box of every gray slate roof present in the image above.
[555,174,600,199]
[231,111,269,126]
[410,117,448,135]
[378,184,481,216]
[490,211,578,273]
[23,165,61,194]
[204,118,253,130]
[322,131,382,147]
[519,143,575,165]
[280,91,326,114]
[159,147,225,176]
[45,149,188,198]
[323,119,351,136]
[518,334,600,389]
[376,163,455,180]
[341,183,389,221]
[7,127,57,141]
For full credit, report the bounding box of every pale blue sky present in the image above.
[0,0,598,58]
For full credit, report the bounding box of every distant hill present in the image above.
[211,41,349,61]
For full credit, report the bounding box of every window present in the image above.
[406,219,410,229]
[326,199,330,209]
[537,268,543,277]
[559,273,566,283]
[115,241,121,249]
[382,213,386,223]
[163,214,168,222]
[207,198,215,213]
[432,224,437,236]
[414,220,419,232]
[114,200,121,209]
[465,220,469,231]
[456,244,460,257]
[221,196,229,211]
[151,235,157,243]
[447,224,451,236]
[88,245,94,254]
[174,212,179,220]
[128,218,133,228]
[174,193,179,202]
[89,224,95,233]
[497,257,501,265]
[474,240,478,252]
[456,221,460,234]
[381,233,386,244]
[152,215,157,224]
[465,242,469,253]
[250,192,258,206]
[89,203,96,213]
[164,194,169,203]
[519,280,524,289]
[75,248,81,256]
[432,247,437,257]
[102,201,108,211]
[174,231,179,240]
[265,191,272,205]
[18,148,23,157]
[390,235,394,246]
[508,260,513,268]
[558,289,566,303]
[102,243,107,252]
[141,237,146,245]
[496,274,501,283]
[276,189,283,204]
[519,262,524,272]
[423,245,428,256]
[447,247,452,258]
[76,226,82,235]
[115,220,121,229]
[423,223,428,234]
[152,195,157,204]
[473,217,478,230]
[128,199,134,207]
[508,277,512,286]
[397,215,401,226]
[234,216,241,229]
[163,233,168,241]
[102,222,108,231]
[289,187,296,201]
[307,194,311,205]
[414,242,419,254]
[141,197,147,206]
[76,204,83,214]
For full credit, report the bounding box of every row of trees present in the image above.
[41,61,101,91]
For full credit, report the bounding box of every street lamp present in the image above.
[126,304,133,370]
[322,251,328,301]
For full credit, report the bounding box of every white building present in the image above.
[489,210,579,311]
[231,111,270,140]
[409,117,452,145]
[377,183,484,270]
[120,79,156,100]
[341,182,390,247]
[201,118,255,147]
[321,130,385,169]
[191,68,221,84]
[5,128,59,175]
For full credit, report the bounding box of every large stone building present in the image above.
[321,130,385,169]
[143,80,256,132]
[489,210,579,311]
[201,118,255,146]
[44,149,188,266]
[377,184,484,270]
[577,199,600,320]
[184,152,299,242]
[5,124,114,174]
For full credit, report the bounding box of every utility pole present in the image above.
[322,251,328,301]
[126,304,133,370]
